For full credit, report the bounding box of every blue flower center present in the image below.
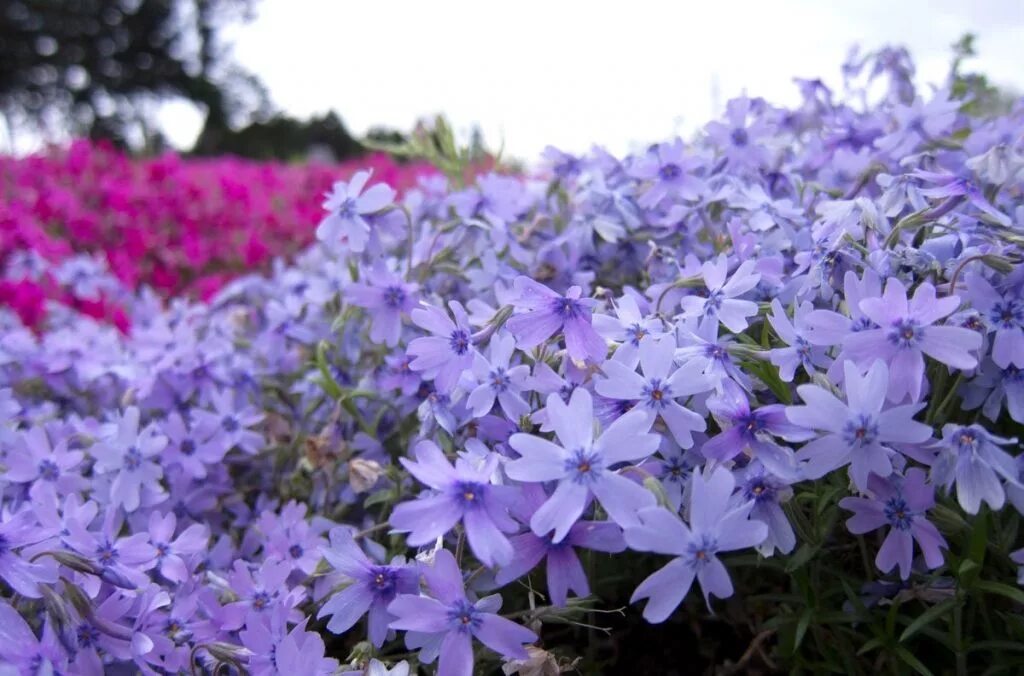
[179,439,196,456]
[77,623,100,647]
[251,590,271,610]
[123,447,143,471]
[642,378,672,409]
[337,197,358,219]
[447,599,481,633]
[742,478,775,503]
[686,534,719,569]
[489,367,510,392]
[991,300,1024,329]
[842,414,879,447]
[551,296,583,320]
[288,544,304,559]
[738,412,767,438]
[38,459,59,481]
[887,318,922,349]
[565,448,603,484]
[453,480,486,508]
[626,323,648,346]
[731,128,749,147]
[659,163,682,181]
[369,566,399,599]
[449,329,471,356]
[382,285,407,308]
[96,540,118,566]
[884,496,914,531]
[221,415,240,433]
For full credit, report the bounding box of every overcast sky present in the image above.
[25,1,1024,161]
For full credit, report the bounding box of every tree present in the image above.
[0,0,269,149]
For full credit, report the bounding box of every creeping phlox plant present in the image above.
[2,46,1024,675]
[0,141,439,329]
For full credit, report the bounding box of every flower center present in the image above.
[38,459,59,481]
[489,367,510,392]
[565,448,603,484]
[642,378,672,409]
[382,285,406,308]
[887,318,922,349]
[884,496,914,531]
[731,128,749,147]
[449,329,470,356]
[123,447,143,471]
[337,197,358,219]
[842,414,879,447]
[658,163,682,181]
[686,534,719,569]
[551,296,583,320]
[454,480,486,508]
[447,599,481,633]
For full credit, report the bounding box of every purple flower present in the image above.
[91,407,167,512]
[407,301,476,394]
[242,609,340,676]
[703,380,814,479]
[913,167,1012,226]
[962,360,1024,423]
[317,169,397,253]
[592,293,665,368]
[0,508,58,597]
[0,600,69,674]
[192,389,265,456]
[506,388,659,542]
[680,256,760,333]
[318,527,418,647]
[465,331,531,419]
[65,509,157,590]
[625,468,768,621]
[2,424,85,502]
[844,279,981,402]
[147,511,208,584]
[786,360,933,490]
[595,336,712,448]
[161,411,223,480]
[733,462,797,556]
[495,484,626,606]
[345,266,420,347]
[390,440,518,567]
[628,138,704,207]
[840,468,947,579]
[931,424,1019,514]
[767,299,832,382]
[223,559,306,630]
[388,549,537,676]
[506,276,606,363]
[966,272,1024,369]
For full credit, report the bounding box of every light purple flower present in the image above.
[592,293,665,369]
[0,600,69,674]
[595,336,711,448]
[318,527,418,647]
[680,256,760,333]
[388,549,537,676]
[0,508,58,597]
[192,389,265,456]
[966,272,1024,368]
[768,299,832,382]
[407,301,476,393]
[161,411,223,480]
[733,462,797,556]
[465,331,531,419]
[390,440,518,567]
[2,424,85,502]
[840,468,947,579]
[494,484,626,606]
[345,266,420,347]
[506,388,659,542]
[92,407,167,512]
[786,360,933,490]
[317,169,397,253]
[628,138,704,207]
[931,424,1019,514]
[625,467,768,621]
[506,276,606,363]
[844,278,981,402]
[148,511,208,584]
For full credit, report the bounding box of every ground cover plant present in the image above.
[1,45,1024,675]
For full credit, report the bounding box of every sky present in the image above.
[20,1,1024,161]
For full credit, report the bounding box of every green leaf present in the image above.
[314,341,343,400]
[976,580,1024,605]
[899,598,956,643]
[856,636,884,656]
[784,543,819,572]
[893,646,935,676]
[794,609,813,651]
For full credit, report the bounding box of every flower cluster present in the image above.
[1,141,439,329]
[2,47,1024,674]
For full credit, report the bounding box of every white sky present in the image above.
[13,1,1024,161]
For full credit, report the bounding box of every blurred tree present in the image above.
[192,111,364,162]
[0,0,269,149]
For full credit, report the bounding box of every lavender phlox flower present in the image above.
[803,268,883,347]
[192,389,264,456]
[222,559,306,630]
[703,380,814,479]
[505,388,659,542]
[318,527,418,647]
[843,278,981,402]
[595,335,711,448]
[525,359,587,432]
[625,467,767,621]
[786,360,933,490]
[728,183,803,233]
[148,511,208,584]
[465,331,531,420]
[674,321,751,391]
[494,483,626,607]
[966,271,1024,368]
[874,90,959,158]
[2,424,85,502]
[505,276,606,363]
[388,549,537,676]
[646,436,703,511]
[704,96,772,168]
[242,609,340,676]
[839,468,947,579]
[345,265,420,347]
[0,507,58,597]
[317,169,397,253]
[65,508,156,590]
[732,461,797,556]
[161,411,223,480]
[390,439,518,567]
[767,299,832,382]
[592,292,665,369]
[931,424,1019,514]
[679,255,760,333]
[962,359,1024,423]
[407,301,477,394]
[628,138,705,208]
[91,406,167,512]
